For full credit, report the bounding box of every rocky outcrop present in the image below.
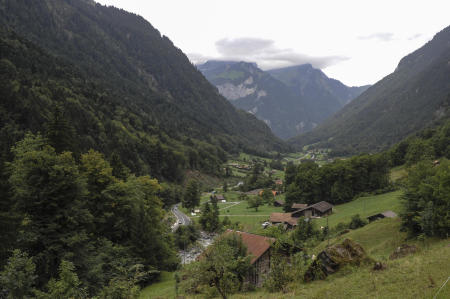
[304,239,372,282]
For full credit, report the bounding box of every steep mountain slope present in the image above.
[290,25,450,154]
[198,61,368,139]
[0,0,287,180]
[268,64,370,110]
[198,61,309,139]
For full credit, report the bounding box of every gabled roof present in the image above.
[269,213,298,226]
[226,230,275,264]
[292,203,308,210]
[215,194,225,200]
[291,201,333,216]
[311,201,333,213]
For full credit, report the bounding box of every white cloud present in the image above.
[189,37,348,70]
[95,0,450,85]
[357,32,395,42]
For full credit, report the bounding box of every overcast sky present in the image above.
[96,0,449,86]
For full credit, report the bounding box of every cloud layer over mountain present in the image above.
[190,37,348,70]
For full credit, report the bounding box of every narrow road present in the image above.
[171,204,191,231]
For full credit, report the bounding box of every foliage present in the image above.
[284,154,389,210]
[247,197,262,212]
[199,199,221,233]
[0,2,287,187]
[261,188,274,204]
[263,255,292,293]
[180,233,251,299]
[174,224,200,250]
[1,134,177,296]
[36,260,87,299]
[401,159,450,238]
[240,162,274,192]
[388,120,450,167]
[348,214,368,229]
[182,180,200,211]
[292,217,320,246]
[0,249,37,299]
[98,264,150,299]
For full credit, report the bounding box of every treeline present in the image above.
[387,119,450,167]
[0,134,178,297]
[284,154,390,210]
[393,119,450,238]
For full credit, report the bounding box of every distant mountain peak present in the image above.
[198,60,369,139]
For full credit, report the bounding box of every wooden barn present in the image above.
[291,201,333,218]
[226,230,275,286]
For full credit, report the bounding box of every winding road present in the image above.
[171,204,191,231]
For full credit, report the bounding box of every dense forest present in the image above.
[0,0,287,296]
[284,154,391,210]
[0,134,178,297]
[0,0,287,182]
[285,118,450,209]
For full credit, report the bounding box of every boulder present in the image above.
[304,239,371,282]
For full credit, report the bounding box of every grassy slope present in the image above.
[314,190,403,228]
[142,220,450,298]
[144,190,449,299]
[139,272,175,299]
[232,219,450,299]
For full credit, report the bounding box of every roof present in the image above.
[215,194,225,200]
[292,201,333,216]
[269,213,298,226]
[381,211,397,218]
[311,201,333,213]
[226,230,275,264]
[292,203,308,210]
[246,189,263,195]
[275,179,283,185]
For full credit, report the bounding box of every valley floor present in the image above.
[141,190,450,299]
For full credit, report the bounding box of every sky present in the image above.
[95,0,449,86]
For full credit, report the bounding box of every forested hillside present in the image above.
[0,1,289,296]
[290,25,450,155]
[0,0,287,182]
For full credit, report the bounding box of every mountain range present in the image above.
[290,25,450,154]
[0,0,287,182]
[198,61,369,139]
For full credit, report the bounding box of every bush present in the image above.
[263,255,292,293]
[348,214,367,229]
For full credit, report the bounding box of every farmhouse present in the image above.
[269,212,298,229]
[367,210,397,222]
[291,201,333,218]
[226,230,275,286]
[214,194,225,201]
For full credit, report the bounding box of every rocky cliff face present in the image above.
[198,61,368,139]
